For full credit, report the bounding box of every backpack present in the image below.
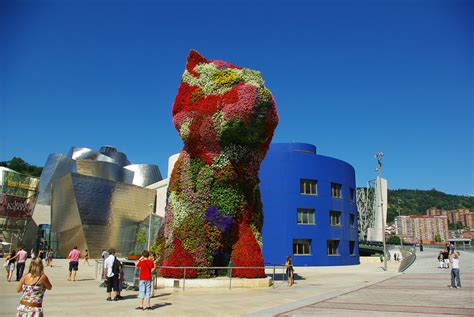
[112,256,121,276]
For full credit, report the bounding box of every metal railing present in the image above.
[153,264,287,291]
[399,248,416,272]
[96,260,289,291]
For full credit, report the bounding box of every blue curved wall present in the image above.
[260,143,359,266]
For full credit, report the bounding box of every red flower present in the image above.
[186,50,207,77]
[160,239,197,278]
[231,222,265,278]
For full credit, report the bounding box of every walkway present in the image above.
[256,249,473,316]
[1,250,471,316]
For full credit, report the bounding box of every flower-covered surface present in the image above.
[157,50,278,278]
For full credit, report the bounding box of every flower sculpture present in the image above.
[159,50,278,278]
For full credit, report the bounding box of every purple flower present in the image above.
[205,205,234,233]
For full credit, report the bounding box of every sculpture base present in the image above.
[156,276,272,289]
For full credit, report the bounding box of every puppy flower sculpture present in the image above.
[159,50,278,278]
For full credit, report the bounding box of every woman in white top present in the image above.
[449,252,461,288]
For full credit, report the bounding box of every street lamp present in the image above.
[147,203,154,250]
[397,198,403,252]
[375,152,387,271]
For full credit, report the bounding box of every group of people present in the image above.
[102,248,156,310]
[436,243,462,289]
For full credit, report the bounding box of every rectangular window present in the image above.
[327,240,340,255]
[349,241,355,255]
[293,239,312,255]
[350,214,355,227]
[349,188,355,201]
[297,208,315,224]
[300,179,317,195]
[330,211,341,226]
[331,183,342,198]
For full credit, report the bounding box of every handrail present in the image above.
[399,249,416,272]
[154,265,285,291]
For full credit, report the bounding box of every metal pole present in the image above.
[183,268,186,291]
[375,152,387,271]
[229,267,232,290]
[397,199,403,252]
[272,266,275,289]
[147,204,153,250]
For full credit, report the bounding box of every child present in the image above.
[135,250,155,310]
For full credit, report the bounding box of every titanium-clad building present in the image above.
[35,146,163,258]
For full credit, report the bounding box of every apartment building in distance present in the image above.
[395,215,448,244]
[427,207,474,228]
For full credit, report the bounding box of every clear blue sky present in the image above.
[1,0,472,195]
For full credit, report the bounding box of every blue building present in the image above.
[260,143,359,266]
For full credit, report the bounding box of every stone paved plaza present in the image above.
[0,248,472,316]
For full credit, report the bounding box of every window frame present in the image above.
[349,240,356,256]
[297,208,316,225]
[331,182,343,199]
[330,210,342,226]
[293,239,312,256]
[300,179,318,196]
[327,240,340,256]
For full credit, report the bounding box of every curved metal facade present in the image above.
[51,173,157,258]
[259,143,359,266]
[124,164,163,187]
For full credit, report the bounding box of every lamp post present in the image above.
[147,203,154,250]
[375,152,387,271]
[397,198,403,251]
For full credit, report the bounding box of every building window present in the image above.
[293,239,311,255]
[349,188,355,201]
[327,240,340,255]
[300,179,317,195]
[297,208,315,225]
[330,211,341,226]
[331,183,342,198]
[350,214,355,227]
[349,241,355,255]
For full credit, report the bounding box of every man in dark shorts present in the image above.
[67,246,81,281]
[104,248,120,301]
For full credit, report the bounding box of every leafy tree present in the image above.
[434,233,442,242]
[0,157,43,177]
[386,235,401,244]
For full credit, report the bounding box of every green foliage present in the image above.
[136,229,147,244]
[0,157,43,177]
[448,222,465,230]
[434,233,442,242]
[386,235,401,244]
[210,182,244,217]
[385,188,474,223]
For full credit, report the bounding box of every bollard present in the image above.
[229,267,232,290]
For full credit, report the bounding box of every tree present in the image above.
[434,233,442,242]
[0,157,43,177]
[386,236,400,244]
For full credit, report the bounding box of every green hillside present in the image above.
[387,189,474,223]
[0,157,43,177]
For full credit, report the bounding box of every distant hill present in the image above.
[387,189,474,223]
[0,157,43,177]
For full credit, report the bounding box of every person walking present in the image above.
[285,256,294,286]
[136,250,155,310]
[16,258,52,317]
[67,246,81,281]
[449,252,461,289]
[47,249,54,267]
[4,250,17,282]
[442,248,450,269]
[104,248,120,301]
[16,246,28,281]
[84,249,90,265]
